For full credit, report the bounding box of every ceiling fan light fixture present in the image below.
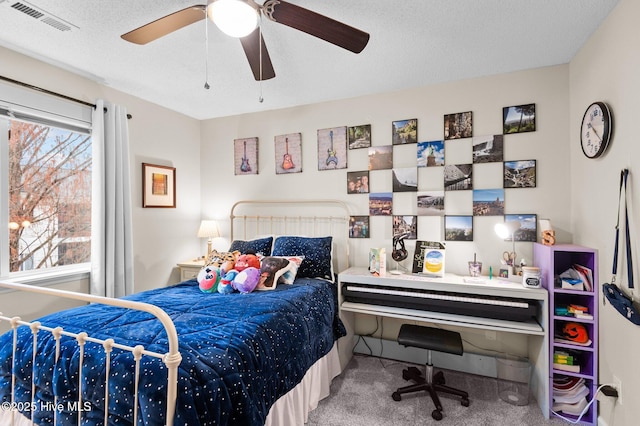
[208,0,259,38]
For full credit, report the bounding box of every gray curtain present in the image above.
[90,100,134,297]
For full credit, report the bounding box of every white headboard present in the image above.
[229,199,351,274]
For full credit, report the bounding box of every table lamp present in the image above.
[494,220,521,268]
[197,220,220,258]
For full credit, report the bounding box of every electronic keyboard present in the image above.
[341,282,538,322]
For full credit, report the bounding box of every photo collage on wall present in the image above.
[348,105,537,240]
[231,103,538,243]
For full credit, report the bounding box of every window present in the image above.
[1,80,93,277]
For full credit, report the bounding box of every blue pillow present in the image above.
[229,236,273,256]
[272,236,333,280]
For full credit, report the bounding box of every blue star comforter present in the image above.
[0,277,345,425]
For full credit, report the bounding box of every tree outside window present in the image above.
[7,120,92,272]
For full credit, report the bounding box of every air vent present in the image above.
[41,16,71,31]
[11,2,43,19]
[8,1,76,32]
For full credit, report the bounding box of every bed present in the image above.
[0,200,351,425]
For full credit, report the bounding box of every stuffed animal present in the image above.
[198,266,221,293]
[205,249,240,273]
[232,267,261,293]
[235,252,261,272]
[218,269,239,294]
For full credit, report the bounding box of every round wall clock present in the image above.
[580,101,612,159]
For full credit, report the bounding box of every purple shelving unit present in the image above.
[533,243,598,426]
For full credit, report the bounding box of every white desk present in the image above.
[337,267,549,418]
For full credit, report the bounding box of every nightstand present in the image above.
[177,258,205,282]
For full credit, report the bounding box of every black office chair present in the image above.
[391,324,470,420]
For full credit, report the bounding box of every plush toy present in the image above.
[235,252,261,272]
[232,267,261,293]
[198,266,221,293]
[218,269,239,294]
[205,249,240,273]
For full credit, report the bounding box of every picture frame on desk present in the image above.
[412,240,445,277]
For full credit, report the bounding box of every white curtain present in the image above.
[90,100,134,297]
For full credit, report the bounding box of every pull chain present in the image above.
[204,6,210,90]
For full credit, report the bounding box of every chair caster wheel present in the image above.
[434,371,445,385]
[461,398,470,407]
[432,409,443,420]
[402,370,411,381]
[391,392,402,401]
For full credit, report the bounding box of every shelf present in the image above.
[534,243,598,426]
[553,287,595,295]
[552,316,594,324]
[340,301,544,335]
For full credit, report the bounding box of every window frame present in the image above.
[0,80,93,280]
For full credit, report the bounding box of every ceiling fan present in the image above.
[121,0,370,81]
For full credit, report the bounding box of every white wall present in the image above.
[0,46,202,293]
[200,65,571,366]
[201,65,571,278]
[0,279,86,334]
[569,0,639,423]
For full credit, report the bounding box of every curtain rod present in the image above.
[0,75,132,119]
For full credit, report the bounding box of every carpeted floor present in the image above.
[306,354,572,425]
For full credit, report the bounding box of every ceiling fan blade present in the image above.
[121,5,207,45]
[239,28,276,81]
[264,0,369,54]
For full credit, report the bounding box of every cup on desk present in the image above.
[468,261,482,277]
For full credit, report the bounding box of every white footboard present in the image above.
[0,281,181,426]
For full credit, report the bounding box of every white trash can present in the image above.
[496,355,531,406]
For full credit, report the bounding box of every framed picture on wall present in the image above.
[444,111,473,140]
[348,124,371,149]
[234,137,259,175]
[472,189,505,216]
[417,191,445,216]
[444,164,473,191]
[503,160,537,188]
[392,167,418,192]
[445,215,473,241]
[317,126,347,170]
[392,118,417,145]
[349,216,370,238]
[504,214,538,242]
[393,215,417,239]
[503,103,536,134]
[417,140,445,167]
[472,135,504,163]
[275,133,302,174]
[142,163,176,208]
[368,145,393,170]
[347,171,370,193]
[369,192,393,215]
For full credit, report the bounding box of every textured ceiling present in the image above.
[0,0,619,120]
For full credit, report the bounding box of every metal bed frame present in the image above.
[0,199,351,425]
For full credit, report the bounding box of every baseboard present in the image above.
[353,335,499,378]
